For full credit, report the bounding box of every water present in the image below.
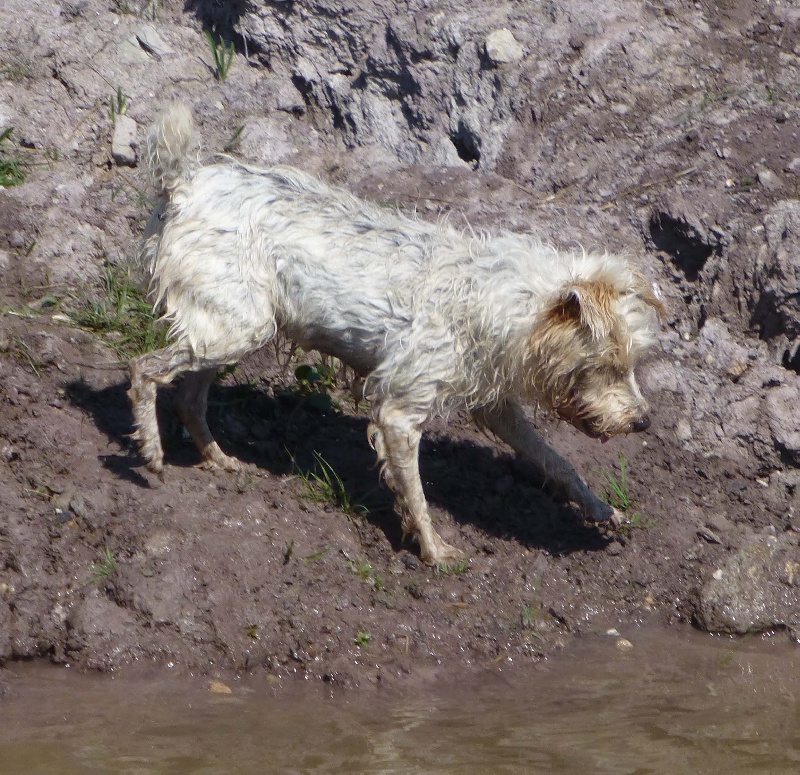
[1,627,798,774]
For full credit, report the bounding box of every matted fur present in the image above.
[129,102,662,565]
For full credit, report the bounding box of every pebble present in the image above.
[69,497,88,519]
[757,168,781,191]
[705,513,733,534]
[208,679,233,695]
[697,526,722,544]
[484,29,524,64]
[111,114,138,167]
[675,418,693,442]
[1,444,19,461]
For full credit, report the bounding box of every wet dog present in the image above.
[129,102,663,565]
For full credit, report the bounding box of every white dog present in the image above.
[129,102,663,565]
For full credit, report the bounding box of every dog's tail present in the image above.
[143,101,197,194]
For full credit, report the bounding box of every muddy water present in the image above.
[1,627,798,775]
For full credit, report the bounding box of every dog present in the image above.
[128,101,663,565]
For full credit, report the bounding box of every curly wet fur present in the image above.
[129,102,662,565]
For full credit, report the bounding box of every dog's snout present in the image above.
[631,415,651,433]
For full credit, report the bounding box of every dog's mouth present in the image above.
[570,417,611,442]
[555,408,610,441]
[568,414,651,441]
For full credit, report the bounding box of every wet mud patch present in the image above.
[1,0,799,693]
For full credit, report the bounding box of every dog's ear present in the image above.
[552,280,617,340]
[635,274,667,320]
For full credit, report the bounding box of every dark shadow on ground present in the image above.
[66,376,610,557]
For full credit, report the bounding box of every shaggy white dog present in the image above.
[129,102,663,565]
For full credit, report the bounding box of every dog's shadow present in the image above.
[66,377,609,557]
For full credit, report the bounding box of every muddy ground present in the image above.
[0,0,798,694]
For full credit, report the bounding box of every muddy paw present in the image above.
[608,507,626,528]
[420,540,466,567]
[145,456,164,476]
[198,455,243,473]
[585,499,631,526]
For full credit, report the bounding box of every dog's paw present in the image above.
[198,455,243,474]
[608,507,626,528]
[198,443,243,473]
[420,538,466,567]
[145,457,164,476]
[586,503,627,529]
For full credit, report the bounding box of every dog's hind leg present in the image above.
[176,369,242,472]
[129,343,195,474]
[475,398,623,526]
[369,403,464,565]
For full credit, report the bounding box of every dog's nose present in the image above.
[631,415,651,433]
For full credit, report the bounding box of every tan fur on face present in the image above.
[526,275,657,438]
[558,279,619,340]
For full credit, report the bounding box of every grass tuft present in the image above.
[108,87,129,123]
[434,557,470,577]
[9,337,42,377]
[292,450,367,516]
[89,547,117,582]
[204,29,235,81]
[0,54,31,82]
[0,127,26,187]
[69,262,167,359]
[601,452,645,530]
[348,557,385,591]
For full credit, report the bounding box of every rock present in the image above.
[754,201,800,366]
[484,29,524,65]
[764,385,800,465]
[111,114,138,166]
[757,168,782,191]
[692,531,799,635]
[68,496,87,519]
[697,526,722,544]
[209,679,233,694]
[67,593,137,639]
[696,318,755,381]
[275,82,306,115]
[675,418,692,441]
[705,513,733,534]
[229,2,526,168]
[135,25,175,59]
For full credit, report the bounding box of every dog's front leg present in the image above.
[369,403,464,565]
[475,399,623,526]
[176,369,242,472]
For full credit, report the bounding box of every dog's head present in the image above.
[526,263,664,440]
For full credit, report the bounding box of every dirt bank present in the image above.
[0,0,797,693]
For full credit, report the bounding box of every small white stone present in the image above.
[484,29,524,64]
[111,114,138,166]
[675,418,693,442]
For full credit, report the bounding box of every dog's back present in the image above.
[142,104,478,373]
